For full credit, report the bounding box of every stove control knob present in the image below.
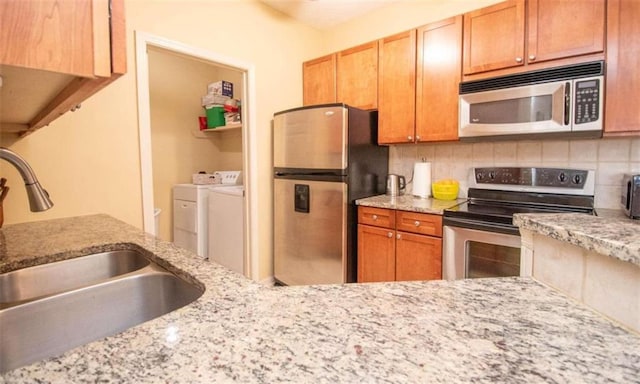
[558,172,567,183]
[572,174,583,184]
[476,172,484,181]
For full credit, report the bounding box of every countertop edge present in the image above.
[355,194,465,215]
[514,212,640,267]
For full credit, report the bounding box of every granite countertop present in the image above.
[356,194,465,214]
[2,215,640,383]
[514,211,640,267]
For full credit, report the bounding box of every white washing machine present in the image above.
[173,174,242,258]
[207,185,245,275]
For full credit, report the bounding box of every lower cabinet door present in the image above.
[395,231,442,281]
[357,224,395,282]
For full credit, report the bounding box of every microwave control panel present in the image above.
[574,79,600,125]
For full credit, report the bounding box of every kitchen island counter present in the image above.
[514,210,640,267]
[1,215,639,383]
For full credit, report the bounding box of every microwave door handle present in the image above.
[564,82,571,126]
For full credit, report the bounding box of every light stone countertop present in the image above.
[514,211,640,267]
[356,194,465,214]
[1,214,640,383]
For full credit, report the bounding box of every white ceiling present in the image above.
[260,0,400,30]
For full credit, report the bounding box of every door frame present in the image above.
[134,31,259,280]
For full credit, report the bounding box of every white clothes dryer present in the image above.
[207,185,245,276]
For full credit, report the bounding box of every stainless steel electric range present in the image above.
[442,167,596,280]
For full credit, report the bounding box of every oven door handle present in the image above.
[443,216,520,236]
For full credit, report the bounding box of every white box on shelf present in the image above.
[207,81,233,97]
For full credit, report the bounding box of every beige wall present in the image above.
[5,0,633,282]
[3,0,325,282]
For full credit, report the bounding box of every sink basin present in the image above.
[0,257,203,373]
[0,250,150,305]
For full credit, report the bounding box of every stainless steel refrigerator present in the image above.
[273,104,388,285]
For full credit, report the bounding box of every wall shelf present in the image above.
[201,122,242,132]
[192,122,242,138]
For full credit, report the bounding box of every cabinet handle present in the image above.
[407,136,413,141]
[372,214,378,220]
[415,135,421,141]
[387,232,393,238]
[515,57,523,63]
[414,220,420,227]
[528,55,536,61]
[396,233,401,240]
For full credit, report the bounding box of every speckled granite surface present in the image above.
[356,194,465,214]
[514,212,640,267]
[1,214,640,383]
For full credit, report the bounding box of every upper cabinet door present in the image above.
[0,0,111,78]
[527,0,605,64]
[605,0,640,135]
[337,41,378,110]
[463,0,525,75]
[378,30,416,144]
[302,54,337,106]
[416,16,462,143]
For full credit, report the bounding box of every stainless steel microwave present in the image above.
[459,61,604,141]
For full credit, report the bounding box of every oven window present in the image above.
[469,95,552,124]
[466,241,520,278]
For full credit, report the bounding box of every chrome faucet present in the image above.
[0,147,53,212]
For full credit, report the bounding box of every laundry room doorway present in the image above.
[134,32,258,280]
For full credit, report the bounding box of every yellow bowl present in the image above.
[432,180,459,200]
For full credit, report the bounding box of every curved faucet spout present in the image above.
[0,147,53,212]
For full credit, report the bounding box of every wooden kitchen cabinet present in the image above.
[358,224,396,283]
[415,16,462,142]
[378,30,416,144]
[302,54,336,106]
[0,0,126,137]
[463,0,605,78]
[395,231,442,281]
[463,0,525,76]
[604,0,640,135]
[357,206,442,283]
[337,41,378,110]
[0,0,110,78]
[527,0,604,65]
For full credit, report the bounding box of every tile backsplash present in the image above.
[389,137,640,209]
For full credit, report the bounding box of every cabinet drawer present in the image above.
[358,206,395,228]
[395,211,442,237]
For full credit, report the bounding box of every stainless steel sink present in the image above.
[0,253,203,373]
[0,250,150,305]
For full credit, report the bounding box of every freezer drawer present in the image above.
[273,105,348,170]
[274,178,347,285]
